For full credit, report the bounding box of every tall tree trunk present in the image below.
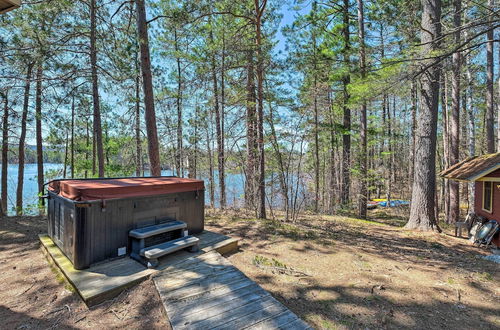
[267,95,289,220]
[328,91,337,213]
[90,0,105,177]
[1,91,8,216]
[357,0,368,218]
[135,0,161,176]
[135,72,142,177]
[209,25,226,209]
[193,105,199,178]
[35,63,44,211]
[16,63,33,215]
[174,29,183,177]
[207,123,215,208]
[340,0,351,206]
[406,0,442,231]
[63,130,69,178]
[410,80,417,193]
[254,0,267,219]
[313,79,320,213]
[449,0,461,223]
[464,2,475,209]
[486,0,495,153]
[442,73,450,220]
[220,30,227,209]
[71,93,75,178]
[387,96,393,205]
[245,50,257,210]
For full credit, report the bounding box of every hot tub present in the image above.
[46,176,205,269]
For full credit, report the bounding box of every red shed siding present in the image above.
[483,167,500,177]
[474,181,500,247]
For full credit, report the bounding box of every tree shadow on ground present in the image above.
[208,212,499,329]
[269,279,499,329]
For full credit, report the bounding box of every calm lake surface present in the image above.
[2,164,246,215]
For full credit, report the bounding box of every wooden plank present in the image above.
[242,310,307,330]
[204,238,239,255]
[157,269,248,301]
[156,265,239,287]
[155,251,309,330]
[211,300,291,330]
[170,290,270,326]
[182,296,282,329]
[168,285,269,324]
[165,282,261,314]
[157,251,231,275]
[278,318,312,330]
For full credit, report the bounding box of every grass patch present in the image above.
[479,272,493,281]
[253,255,288,268]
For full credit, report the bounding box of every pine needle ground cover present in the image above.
[205,209,500,329]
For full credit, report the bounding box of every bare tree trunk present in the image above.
[135,78,142,177]
[410,80,417,191]
[313,83,320,213]
[90,0,105,177]
[71,93,75,178]
[92,128,96,175]
[220,31,227,208]
[328,91,337,213]
[85,117,89,178]
[386,96,393,206]
[174,29,183,177]
[245,50,257,211]
[135,0,161,176]
[406,0,442,232]
[1,91,8,216]
[206,123,215,208]
[464,2,475,209]
[442,73,450,220]
[209,26,226,209]
[340,0,351,206]
[35,63,44,209]
[268,101,289,220]
[449,0,461,223]
[357,0,367,219]
[63,130,69,178]
[16,63,33,215]
[486,0,495,153]
[193,105,199,178]
[254,0,267,219]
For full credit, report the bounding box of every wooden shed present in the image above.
[441,153,500,247]
[0,0,20,13]
[47,176,205,269]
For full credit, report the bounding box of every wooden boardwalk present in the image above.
[154,251,310,330]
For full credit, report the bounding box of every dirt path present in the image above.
[205,209,500,329]
[0,216,168,329]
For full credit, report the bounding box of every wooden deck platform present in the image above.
[39,230,239,306]
[154,251,311,330]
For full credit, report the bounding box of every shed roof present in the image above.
[440,153,500,182]
[0,0,20,14]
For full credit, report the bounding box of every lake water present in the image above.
[1,164,246,215]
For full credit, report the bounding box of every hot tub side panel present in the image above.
[51,189,205,269]
[47,192,77,265]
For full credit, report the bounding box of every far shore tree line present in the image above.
[1,0,500,231]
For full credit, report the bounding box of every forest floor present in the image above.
[205,208,500,330]
[0,209,499,329]
[0,215,167,329]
